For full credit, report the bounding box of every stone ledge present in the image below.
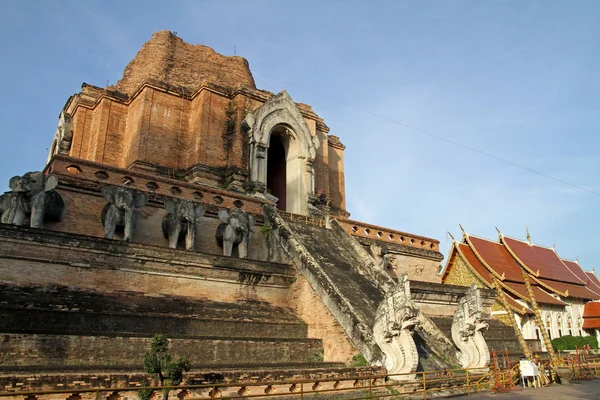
[0,224,294,283]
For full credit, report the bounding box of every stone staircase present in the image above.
[0,224,345,374]
[0,283,336,372]
[268,209,460,371]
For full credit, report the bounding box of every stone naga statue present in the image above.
[451,284,490,371]
[1,171,65,229]
[162,199,205,250]
[100,186,147,242]
[216,207,254,258]
[373,273,420,380]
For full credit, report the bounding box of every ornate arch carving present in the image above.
[243,90,320,215]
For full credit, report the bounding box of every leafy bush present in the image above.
[142,334,190,400]
[551,335,598,351]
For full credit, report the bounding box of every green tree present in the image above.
[141,334,190,400]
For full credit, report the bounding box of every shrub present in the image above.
[551,335,598,351]
[142,334,190,400]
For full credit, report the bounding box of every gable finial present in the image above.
[576,256,579,263]
[495,226,503,241]
[526,223,531,244]
[448,231,456,242]
[459,224,465,233]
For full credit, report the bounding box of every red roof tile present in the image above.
[583,302,600,318]
[561,259,593,286]
[502,281,565,306]
[537,278,600,300]
[468,236,525,283]
[503,237,584,285]
[586,272,600,292]
[503,291,534,315]
[455,243,494,286]
[582,317,600,329]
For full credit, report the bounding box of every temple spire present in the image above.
[448,231,456,242]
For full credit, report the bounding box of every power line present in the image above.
[261,74,600,198]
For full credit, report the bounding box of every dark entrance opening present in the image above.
[267,133,286,210]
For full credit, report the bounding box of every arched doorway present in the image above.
[267,132,287,210]
[244,90,319,215]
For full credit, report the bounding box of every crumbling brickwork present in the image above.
[58,32,349,215]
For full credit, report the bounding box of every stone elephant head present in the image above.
[215,207,254,258]
[162,199,205,250]
[3,171,65,228]
[100,186,147,242]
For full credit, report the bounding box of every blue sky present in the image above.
[1,0,598,268]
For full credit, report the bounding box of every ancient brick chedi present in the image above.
[0,31,497,395]
[48,30,346,217]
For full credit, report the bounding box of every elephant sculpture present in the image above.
[162,199,205,250]
[1,171,65,229]
[100,186,147,242]
[216,207,254,258]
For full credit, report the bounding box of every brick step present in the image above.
[0,309,307,339]
[0,334,325,371]
[0,283,309,339]
[0,361,348,374]
[0,284,300,323]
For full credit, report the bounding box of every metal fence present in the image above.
[0,367,499,400]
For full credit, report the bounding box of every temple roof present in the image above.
[535,278,600,300]
[561,258,592,286]
[455,242,493,285]
[502,236,586,285]
[443,228,600,314]
[503,281,565,306]
[586,272,600,293]
[583,302,600,329]
[466,235,524,283]
[452,243,538,312]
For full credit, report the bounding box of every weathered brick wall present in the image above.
[0,334,322,369]
[288,275,358,363]
[45,155,276,260]
[0,226,292,305]
[60,32,350,214]
[327,142,346,212]
[112,30,256,95]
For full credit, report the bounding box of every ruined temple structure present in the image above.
[0,31,514,393]
[443,227,600,356]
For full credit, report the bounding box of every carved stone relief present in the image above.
[451,284,490,371]
[373,273,420,380]
[1,172,65,229]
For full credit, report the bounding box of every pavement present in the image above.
[448,379,600,399]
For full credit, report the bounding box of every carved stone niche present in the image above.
[243,90,320,216]
[373,273,420,381]
[451,284,490,372]
[0,171,65,229]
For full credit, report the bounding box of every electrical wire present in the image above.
[260,73,600,198]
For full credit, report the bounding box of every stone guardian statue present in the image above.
[162,199,205,250]
[100,186,147,242]
[1,171,65,229]
[216,207,254,258]
[451,284,490,372]
[373,273,420,380]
